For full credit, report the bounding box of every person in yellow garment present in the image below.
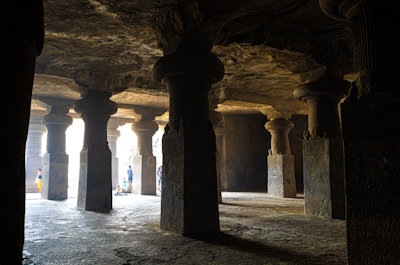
[36,168,42,192]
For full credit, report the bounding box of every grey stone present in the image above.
[132,155,156,195]
[267,154,296,198]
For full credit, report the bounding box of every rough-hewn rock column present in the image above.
[74,89,117,211]
[265,117,296,198]
[26,113,46,193]
[131,108,162,195]
[153,50,224,236]
[209,98,224,203]
[294,75,348,219]
[319,0,400,263]
[0,2,44,262]
[107,118,124,190]
[41,105,73,200]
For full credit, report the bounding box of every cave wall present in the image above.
[223,114,270,191]
[289,114,308,193]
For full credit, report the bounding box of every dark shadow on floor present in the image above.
[188,232,334,265]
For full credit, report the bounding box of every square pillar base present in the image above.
[132,155,156,195]
[303,138,345,219]
[268,154,296,198]
[41,153,69,200]
[25,155,42,193]
[341,93,400,264]
[77,148,112,211]
[161,131,220,236]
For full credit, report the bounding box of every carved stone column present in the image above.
[209,98,224,204]
[74,90,117,211]
[319,0,400,263]
[131,107,164,195]
[25,113,46,193]
[294,75,348,219]
[153,50,224,236]
[264,117,296,198]
[107,118,124,190]
[41,105,73,200]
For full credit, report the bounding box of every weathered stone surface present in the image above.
[132,155,156,195]
[303,137,345,219]
[161,131,219,236]
[41,153,69,200]
[267,154,296,198]
[341,92,400,264]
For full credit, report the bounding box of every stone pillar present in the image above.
[153,50,224,236]
[319,0,400,263]
[294,75,348,219]
[131,114,159,195]
[265,117,296,198]
[41,106,73,200]
[74,90,117,211]
[25,114,46,193]
[0,3,44,262]
[107,118,124,190]
[209,98,224,204]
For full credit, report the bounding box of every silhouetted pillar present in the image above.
[209,98,224,204]
[265,117,296,198]
[319,0,400,263]
[74,90,117,211]
[107,118,124,190]
[153,49,224,236]
[26,114,46,192]
[41,105,72,200]
[294,75,348,219]
[0,2,44,262]
[131,117,158,195]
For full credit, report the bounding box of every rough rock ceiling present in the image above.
[33,0,353,119]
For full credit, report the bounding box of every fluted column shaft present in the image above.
[319,0,400,263]
[26,116,47,193]
[265,118,294,155]
[74,90,117,211]
[41,106,72,200]
[210,102,224,204]
[153,49,224,236]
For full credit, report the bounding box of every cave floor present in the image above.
[23,192,347,265]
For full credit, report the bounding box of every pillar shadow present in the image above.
[188,232,328,264]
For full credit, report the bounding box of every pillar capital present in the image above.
[131,120,159,134]
[74,89,117,116]
[265,118,294,155]
[132,106,167,122]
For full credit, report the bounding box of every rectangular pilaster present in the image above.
[77,148,112,211]
[132,155,156,195]
[41,153,69,200]
[268,154,296,198]
[303,138,345,219]
[161,130,220,236]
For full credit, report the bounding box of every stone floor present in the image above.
[23,192,347,265]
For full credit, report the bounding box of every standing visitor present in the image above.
[36,168,42,192]
[127,165,133,184]
[157,166,162,191]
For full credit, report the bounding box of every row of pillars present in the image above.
[26,91,165,210]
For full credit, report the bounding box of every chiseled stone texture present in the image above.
[224,114,270,191]
[341,92,400,264]
[41,154,69,200]
[268,154,296,198]
[303,137,345,219]
[132,155,156,195]
[24,192,347,264]
[161,130,219,236]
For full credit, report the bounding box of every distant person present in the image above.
[36,168,42,192]
[157,166,162,191]
[127,165,133,184]
[122,178,127,190]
